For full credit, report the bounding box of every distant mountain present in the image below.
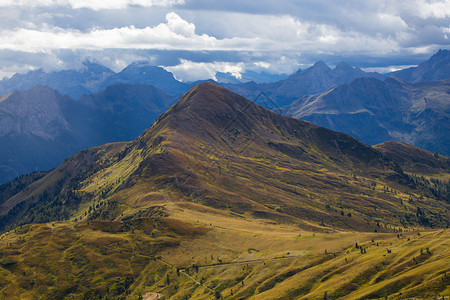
[0,84,176,184]
[0,61,190,98]
[0,61,115,99]
[98,61,188,95]
[0,60,383,103]
[391,49,450,82]
[225,61,385,108]
[279,77,450,155]
[1,49,448,102]
[0,86,81,183]
[241,70,290,83]
[215,72,244,84]
[73,83,177,143]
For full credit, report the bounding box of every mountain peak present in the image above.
[431,49,449,60]
[120,62,166,74]
[144,80,292,150]
[391,49,450,82]
[194,80,223,92]
[334,62,354,72]
[312,60,331,70]
[82,60,114,75]
[168,81,251,116]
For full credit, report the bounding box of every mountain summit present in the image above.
[392,49,450,82]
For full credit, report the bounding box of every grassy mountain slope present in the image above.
[0,212,448,299]
[374,141,450,174]
[0,82,448,298]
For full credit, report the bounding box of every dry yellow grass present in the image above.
[0,200,448,299]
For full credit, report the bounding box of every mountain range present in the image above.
[279,77,450,155]
[1,49,448,101]
[224,61,386,108]
[0,50,448,184]
[0,61,188,99]
[0,82,448,298]
[0,61,286,99]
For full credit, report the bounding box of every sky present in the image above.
[0,0,449,81]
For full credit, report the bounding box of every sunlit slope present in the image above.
[0,215,448,299]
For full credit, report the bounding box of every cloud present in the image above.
[164,59,245,82]
[0,13,219,52]
[0,11,428,56]
[0,0,448,78]
[402,0,450,19]
[166,11,195,37]
[164,56,307,82]
[0,0,185,10]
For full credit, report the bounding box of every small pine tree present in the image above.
[214,290,221,299]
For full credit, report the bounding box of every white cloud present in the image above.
[1,12,405,55]
[164,59,244,82]
[165,12,195,37]
[0,13,222,52]
[164,56,307,82]
[362,65,417,74]
[406,0,450,19]
[0,0,185,10]
[0,64,40,79]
